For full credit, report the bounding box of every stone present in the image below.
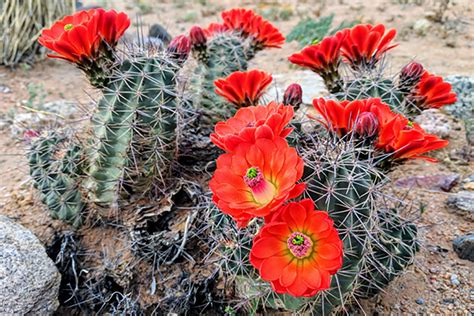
[447,191,474,219]
[461,174,474,191]
[264,70,328,105]
[450,274,460,286]
[444,76,474,145]
[413,19,432,36]
[395,174,460,192]
[415,109,452,139]
[415,298,425,305]
[452,234,474,262]
[0,216,60,315]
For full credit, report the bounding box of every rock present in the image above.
[0,216,60,314]
[413,19,432,36]
[452,234,474,262]
[415,298,425,305]
[447,191,474,219]
[264,70,328,105]
[10,100,78,137]
[0,85,11,93]
[149,23,172,44]
[395,173,460,192]
[461,174,474,191]
[450,274,460,286]
[415,109,452,139]
[444,76,474,145]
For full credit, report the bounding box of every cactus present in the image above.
[86,55,182,206]
[28,131,85,226]
[208,134,418,314]
[191,32,251,118]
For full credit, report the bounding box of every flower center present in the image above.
[404,121,414,130]
[244,167,262,188]
[287,232,313,259]
[64,24,74,31]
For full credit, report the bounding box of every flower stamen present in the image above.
[287,232,313,258]
[64,23,74,31]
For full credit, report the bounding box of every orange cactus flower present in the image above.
[210,102,294,152]
[203,23,229,37]
[288,33,344,76]
[412,71,457,109]
[311,98,396,136]
[338,24,397,67]
[38,8,130,63]
[250,199,343,297]
[209,137,306,228]
[221,8,284,48]
[376,116,449,162]
[214,69,273,108]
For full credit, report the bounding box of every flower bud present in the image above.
[189,26,207,48]
[354,112,379,138]
[166,35,191,63]
[399,61,424,93]
[283,83,303,109]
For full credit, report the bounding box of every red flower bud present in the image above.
[189,26,207,48]
[167,35,191,63]
[399,61,424,94]
[283,83,303,109]
[354,112,379,138]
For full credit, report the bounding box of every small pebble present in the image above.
[450,274,460,286]
[442,298,455,304]
[415,298,425,305]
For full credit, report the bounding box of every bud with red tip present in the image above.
[399,61,424,94]
[354,112,379,138]
[283,83,303,110]
[189,26,207,49]
[166,35,191,65]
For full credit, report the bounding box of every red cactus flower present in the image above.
[38,8,130,63]
[288,33,344,75]
[210,102,294,152]
[376,116,449,162]
[203,23,229,37]
[221,8,284,48]
[209,137,306,228]
[354,112,379,138]
[411,71,457,109]
[311,98,396,136]
[250,199,343,297]
[167,35,191,62]
[214,69,273,108]
[398,61,424,94]
[338,24,397,67]
[283,83,303,108]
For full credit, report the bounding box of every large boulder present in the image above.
[0,216,60,315]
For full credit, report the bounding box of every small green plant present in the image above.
[287,14,358,47]
[25,83,47,108]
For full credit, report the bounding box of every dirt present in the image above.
[0,0,473,314]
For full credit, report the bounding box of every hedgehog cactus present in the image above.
[86,54,183,206]
[28,131,85,226]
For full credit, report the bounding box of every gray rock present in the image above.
[395,173,460,192]
[0,216,60,315]
[450,274,460,286]
[413,19,432,36]
[444,76,474,145]
[461,174,474,191]
[452,234,474,262]
[447,190,474,219]
[264,70,328,105]
[415,298,425,305]
[415,109,452,139]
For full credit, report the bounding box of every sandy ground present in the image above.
[0,0,473,314]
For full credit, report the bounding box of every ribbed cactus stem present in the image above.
[86,55,181,206]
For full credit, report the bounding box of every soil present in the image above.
[0,0,473,314]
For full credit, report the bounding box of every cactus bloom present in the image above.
[288,34,345,89]
[283,83,303,109]
[250,199,343,297]
[311,98,395,136]
[38,8,130,63]
[354,112,379,138]
[411,72,457,109]
[338,24,397,67]
[210,102,294,152]
[376,116,449,162]
[203,23,229,37]
[189,26,207,48]
[214,69,273,108]
[221,8,285,48]
[209,137,305,228]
